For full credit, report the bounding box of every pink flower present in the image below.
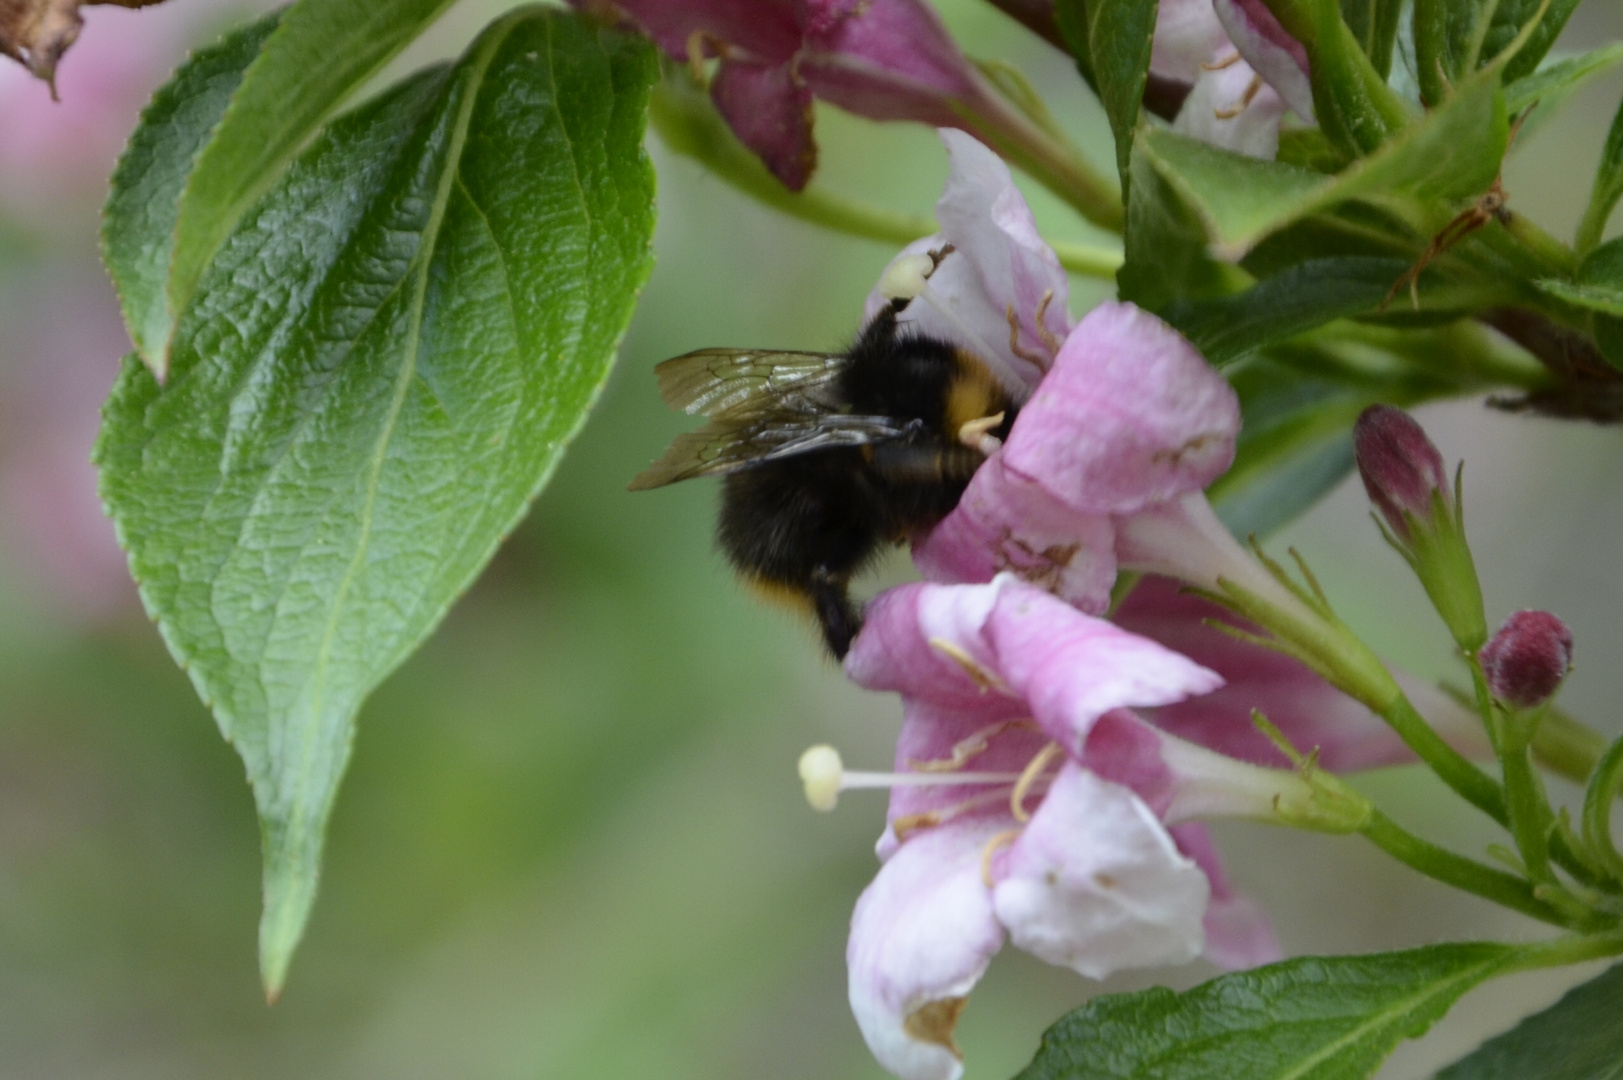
[593,0,991,190]
[813,575,1340,1080]
[1172,50,1288,160]
[1153,0,1310,159]
[1212,0,1313,122]
[913,298,1243,614]
[863,129,1074,394]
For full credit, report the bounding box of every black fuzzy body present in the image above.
[717,311,1016,658]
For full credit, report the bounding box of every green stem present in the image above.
[1382,694,1508,823]
[1581,732,1623,884]
[1470,657,1556,882]
[1504,928,1623,973]
[961,85,1123,233]
[1535,710,1610,783]
[649,68,1124,279]
[1214,569,1509,825]
[1051,239,1123,279]
[1362,810,1571,927]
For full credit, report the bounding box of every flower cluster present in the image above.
[806,132,1400,1080]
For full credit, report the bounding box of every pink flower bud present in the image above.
[1353,405,1450,541]
[1479,611,1574,710]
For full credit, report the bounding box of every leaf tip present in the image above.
[257,833,320,1005]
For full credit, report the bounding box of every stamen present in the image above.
[893,811,942,841]
[799,745,845,812]
[1214,74,1264,119]
[980,829,1021,886]
[1010,742,1063,822]
[684,31,708,85]
[1005,304,1048,366]
[908,717,1038,772]
[928,637,1013,694]
[898,787,1026,841]
[1033,290,1062,355]
[1201,50,1242,71]
[798,744,1026,812]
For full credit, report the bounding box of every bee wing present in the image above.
[628,414,916,490]
[654,348,848,418]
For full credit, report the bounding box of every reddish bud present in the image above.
[1353,405,1450,541]
[1479,610,1574,710]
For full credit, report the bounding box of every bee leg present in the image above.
[809,568,862,660]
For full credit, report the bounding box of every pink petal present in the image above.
[878,699,1043,860]
[710,59,817,190]
[1168,822,1281,970]
[1113,577,1413,772]
[864,131,1071,391]
[800,0,980,125]
[912,455,1119,612]
[1212,0,1314,120]
[991,764,1209,978]
[1002,302,1239,517]
[1173,54,1287,160]
[1150,0,1234,84]
[844,579,1015,709]
[984,584,1224,751]
[848,819,1010,1080]
[591,0,800,63]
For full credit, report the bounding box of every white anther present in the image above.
[877,253,937,302]
[799,744,845,812]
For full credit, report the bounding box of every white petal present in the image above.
[1150,0,1234,83]
[991,765,1208,979]
[849,820,1008,1080]
[865,131,1071,395]
[1173,57,1287,160]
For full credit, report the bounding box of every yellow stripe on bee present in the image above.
[944,356,1000,434]
[744,576,815,614]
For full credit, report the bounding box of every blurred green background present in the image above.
[1,2,1622,1077]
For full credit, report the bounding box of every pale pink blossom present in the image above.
[1212,0,1314,121]
[1172,51,1288,160]
[825,576,1327,1080]
[913,299,1242,614]
[864,130,1073,394]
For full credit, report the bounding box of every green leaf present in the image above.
[1504,44,1623,119]
[1537,239,1623,370]
[1052,0,1157,184]
[95,7,658,997]
[1415,0,1580,107]
[1118,139,1243,312]
[162,0,461,377]
[1013,943,1517,1080]
[1536,239,1623,316]
[102,9,283,379]
[1434,962,1623,1079]
[1340,0,1403,78]
[1167,256,1411,365]
[1138,68,1505,258]
[1576,88,1623,256]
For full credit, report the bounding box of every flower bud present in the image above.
[1353,405,1450,541]
[1479,611,1574,710]
[1352,405,1487,651]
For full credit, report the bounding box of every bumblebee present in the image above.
[630,302,1019,659]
